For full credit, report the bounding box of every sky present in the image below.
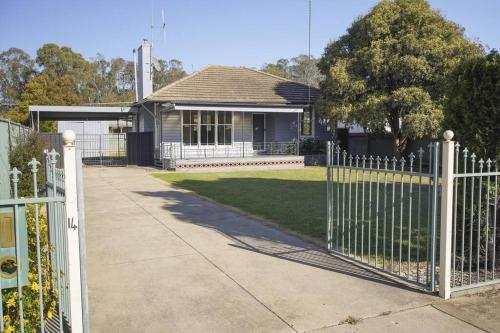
[1,0,499,72]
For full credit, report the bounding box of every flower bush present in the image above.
[2,206,57,333]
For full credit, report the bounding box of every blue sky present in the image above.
[1,0,498,72]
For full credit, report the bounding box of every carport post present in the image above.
[62,130,84,332]
[439,130,455,299]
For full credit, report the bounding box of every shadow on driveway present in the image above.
[134,189,429,294]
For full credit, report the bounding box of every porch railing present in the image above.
[160,141,298,161]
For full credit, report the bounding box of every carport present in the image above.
[28,105,152,166]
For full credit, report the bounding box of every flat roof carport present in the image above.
[29,105,137,122]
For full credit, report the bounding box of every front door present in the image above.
[252,114,265,150]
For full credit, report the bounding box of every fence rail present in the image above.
[326,142,441,290]
[161,141,298,161]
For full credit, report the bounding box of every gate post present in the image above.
[439,130,455,299]
[62,130,84,332]
[326,141,333,250]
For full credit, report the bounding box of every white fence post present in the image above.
[63,130,84,332]
[439,130,455,299]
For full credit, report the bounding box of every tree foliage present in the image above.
[316,0,482,153]
[261,55,323,88]
[0,43,187,131]
[153,59,187,91]
[0,48,36,103]
[445,50,500,159]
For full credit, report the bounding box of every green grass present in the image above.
[152,167,328,240]
[152,167,436,274]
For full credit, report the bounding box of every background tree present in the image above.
[316,0,482,154]
[261,55,323,88]
[0,48,36,104]
[445,50,500,159]
[153,59,187,91]
[261,58,290,79]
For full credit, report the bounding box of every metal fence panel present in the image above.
[450,143,500,292]
[326,142,440,290]
[0,148,87,332]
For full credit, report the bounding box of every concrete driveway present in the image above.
[84,167,497,333]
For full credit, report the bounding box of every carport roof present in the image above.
[29,105,137,121]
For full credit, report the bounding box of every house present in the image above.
[29,40,334,169]
[133,45,331,169]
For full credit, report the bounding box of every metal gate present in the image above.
[126,132,153,166]
[76,134,127,166]
[327,133,500,297]
[0,143,88,332]
[40,133,127,167]
[326,141,441,291]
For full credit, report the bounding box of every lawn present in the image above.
[152,167,328,240]
[152,167,437,282]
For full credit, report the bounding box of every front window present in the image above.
[183,110,198,145]
[301,107,313,137]
[200,111,215,145]
[182,110,233,146]
[217,111,232,145]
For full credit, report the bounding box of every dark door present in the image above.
[126,132,154,166]
[252,114,265,149]
[336,128,349,153]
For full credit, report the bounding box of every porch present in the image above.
[153,107,306,170]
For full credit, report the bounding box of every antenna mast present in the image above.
[308,0,312,107]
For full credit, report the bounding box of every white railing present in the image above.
[160,141,298,161]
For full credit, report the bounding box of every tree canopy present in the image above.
[261,55,323,88]
[0,48,36,104]
[316,0,483,153]
[0,43,187,130]
[445,50,500,159]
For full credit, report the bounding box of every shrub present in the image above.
[2,206,58,333]
[8,132,47,198]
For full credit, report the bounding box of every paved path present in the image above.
[84,167,497,333]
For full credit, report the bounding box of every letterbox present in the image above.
[0,206,28,289]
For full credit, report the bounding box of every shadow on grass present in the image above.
[134,176,432,294]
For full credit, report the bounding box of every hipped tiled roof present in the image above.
[145,65,319,105]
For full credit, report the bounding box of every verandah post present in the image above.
[63,130,84,332]
[439,130,455,299]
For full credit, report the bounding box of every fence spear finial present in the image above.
[28,157,41,173]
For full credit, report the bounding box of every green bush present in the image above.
[8,132,47,198]
[2,206,58,333]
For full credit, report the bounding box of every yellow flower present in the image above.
[6,297,16,308]
[31,281,39,292]
[47,310,53,319]
[4,325,15,333]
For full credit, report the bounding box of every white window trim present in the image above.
[180,110,235,148]
[300,108,315,138]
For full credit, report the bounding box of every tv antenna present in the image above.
[151,7,167,47]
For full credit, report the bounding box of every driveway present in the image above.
[84,167,497,333]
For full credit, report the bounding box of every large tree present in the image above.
[0,48,36,103]
[445,50,500,159]
[153,59,187,91]
[316,0,482,154]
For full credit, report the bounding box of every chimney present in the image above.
[136,39,153,100]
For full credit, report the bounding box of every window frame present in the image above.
[182,110,199,146]
[181,110,234,148]
[300,107,314,138]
